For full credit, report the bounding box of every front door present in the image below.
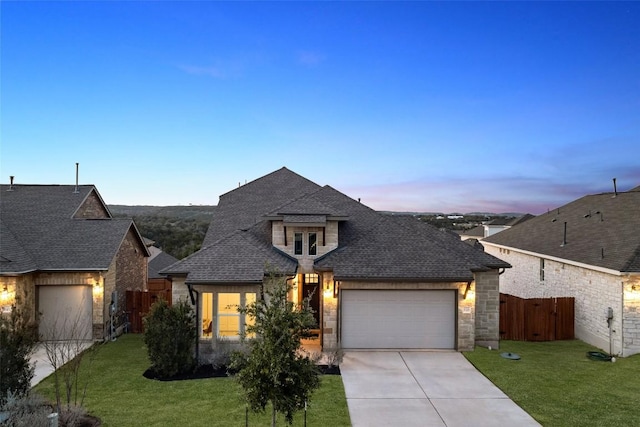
[302,273,320,331]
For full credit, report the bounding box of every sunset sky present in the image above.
[2,2,638,214]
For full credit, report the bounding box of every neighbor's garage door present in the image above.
[38,286,93,340]
[341,290,456,349]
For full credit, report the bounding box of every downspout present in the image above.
[187,284,199,363]
[620,280,625,357]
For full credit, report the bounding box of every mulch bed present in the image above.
[143,364,340,381]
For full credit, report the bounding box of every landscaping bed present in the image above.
[143,363,340,381]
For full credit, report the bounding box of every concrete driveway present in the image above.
[30,341,93,388]
[340,351,540,427]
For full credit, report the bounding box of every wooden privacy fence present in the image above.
[126,290,172,333]
[499,293,574,341]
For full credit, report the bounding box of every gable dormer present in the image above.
[265,196,348,270]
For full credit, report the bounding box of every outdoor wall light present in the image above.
[92,279,103,300]
[463,282,473,300]
[0,284,16,305]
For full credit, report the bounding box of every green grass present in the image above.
[35,334,350,426]
[464,340,640,427]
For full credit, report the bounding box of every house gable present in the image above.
[73,188,112,219]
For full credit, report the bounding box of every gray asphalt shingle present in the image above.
[166,168,510,283]
[0,184,143,272]
[484,187,640,272]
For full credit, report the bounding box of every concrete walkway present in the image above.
[30,341,93,388]
[340,351,540,427]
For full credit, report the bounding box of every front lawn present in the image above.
[35,334,350,426]
[464,340,640,427]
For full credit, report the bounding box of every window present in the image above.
[304,273,319,285]
[294,232,303,255]
[201,293,213,339]
[245,293,256,338]
[540,259,545,282]
[308,232,317,255]
[217,292,256,340]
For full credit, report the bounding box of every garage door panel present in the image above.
[342,290,455,349]
[38,286,93,340]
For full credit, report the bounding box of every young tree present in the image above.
[143,298,196,377]
[0,292,38,407]
[231,274,321,426]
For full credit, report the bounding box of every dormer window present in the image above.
[309,232,317,255]
[294,233,303,255]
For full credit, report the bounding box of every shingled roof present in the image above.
[0,184,148,274]
[483,186,640,273]
[203,168,321,246]
[164,226,298,283]
[148,250,180,279]
[165,168,510,283]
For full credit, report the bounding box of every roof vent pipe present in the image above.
[74,163,79,193]
[613,178,617,197]
[8,176,14,191]
[561,221,568,247]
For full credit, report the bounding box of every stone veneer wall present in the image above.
[473,270,500,349]
[321,272,338,349]
[272,221,338,273]
[622,275,640,356]
[484,244,640,356]
[114,228,147,319]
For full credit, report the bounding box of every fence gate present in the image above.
[499,293,574,341]
[126,290,172,333]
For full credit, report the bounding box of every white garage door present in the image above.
[341,290,456,349]
[38,286,93,340]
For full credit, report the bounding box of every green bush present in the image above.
[0,302,38,406]
[142,299,196,377]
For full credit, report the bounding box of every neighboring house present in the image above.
[162,168,510,361]
[0,181,149,341]
[483,185,640,357]
[146,241,178,298]
[458,215,535,241]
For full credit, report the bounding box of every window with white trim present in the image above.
[217,292,257,340]
[308,232,317,255]
[294,232,303,255]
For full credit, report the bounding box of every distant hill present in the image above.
[109,205,216,221]
[109,205,216,259]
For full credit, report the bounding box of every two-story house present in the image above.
[162,168,510,360]
[0,180,149,341]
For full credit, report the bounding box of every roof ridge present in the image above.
[218,167,319,199]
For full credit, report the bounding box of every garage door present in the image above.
[38,286,93,340]
[341,290,456,349]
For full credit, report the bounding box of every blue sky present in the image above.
[2,2,638,214]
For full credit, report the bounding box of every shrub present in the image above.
[143,299,196,377]
[0,300,38,406]
[1,392,52,427]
